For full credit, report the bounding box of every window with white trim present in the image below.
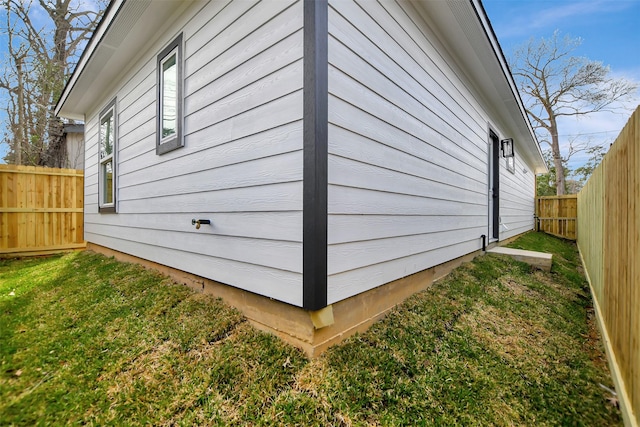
[99,98,117,212]
[157,33,183,154]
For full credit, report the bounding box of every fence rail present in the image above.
[536,195,577,240]
[578,106,640,427]
[0,164,85,257]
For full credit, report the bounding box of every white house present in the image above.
[55,0,546,356]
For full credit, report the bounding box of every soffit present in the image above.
[413,0,546,173]
[56,0,184,120]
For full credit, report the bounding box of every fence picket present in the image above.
[536,195,577,240]
[578,105,640,426]
[0,164,85,257]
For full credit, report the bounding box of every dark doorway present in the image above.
[490,131,500,239]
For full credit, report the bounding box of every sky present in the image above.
[482,0,640,170]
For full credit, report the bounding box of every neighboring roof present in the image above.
[56,0,546,173]
[63,124,84,134]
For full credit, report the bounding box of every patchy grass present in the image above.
[0,232,621,425]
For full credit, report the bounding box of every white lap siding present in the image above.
[84,0,305,306]
[326,0,534,303]
[499,153,536,240]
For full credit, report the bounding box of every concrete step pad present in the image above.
[487,247,553,272]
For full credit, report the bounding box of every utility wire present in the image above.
[557,129,620,137]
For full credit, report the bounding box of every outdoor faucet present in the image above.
[191,219,211,230]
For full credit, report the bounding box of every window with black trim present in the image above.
[156,33,183,155]
[99,98,117,212]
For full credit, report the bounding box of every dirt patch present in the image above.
[500,276,532,297]
[104,340,180,397]
[458,304,551,367]
[584,307,610,372]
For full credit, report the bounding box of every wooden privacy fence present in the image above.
[578,106,639,427]
[0,165,85,257]
[536,195,577,240]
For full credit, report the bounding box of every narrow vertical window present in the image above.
[99,98,117,212]
[156,33,183,154]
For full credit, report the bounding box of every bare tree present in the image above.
[510,30,637,195]
[0,0,106,166]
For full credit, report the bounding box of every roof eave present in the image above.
[470,0,547,173]
[55,0,124,119]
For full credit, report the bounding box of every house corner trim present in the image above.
[302,0,328,310]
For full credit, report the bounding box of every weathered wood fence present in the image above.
[0,165,85,257]
[578,106,640,427]
[536,195,577,240]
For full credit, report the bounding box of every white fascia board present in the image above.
[470,0,547,173]
[55,0,125,118]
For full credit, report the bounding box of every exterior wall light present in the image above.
[501,138,514,158]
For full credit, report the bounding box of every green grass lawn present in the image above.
[0,232,620,426]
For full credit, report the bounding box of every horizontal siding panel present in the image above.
[328,66,486,174]
[328,5,484,151]
[118,103,154,148]
[328,98,486,184]
[186,0,257,68]
[501,201,533,213]
[499,154,535,241]
[85,211,302,242]
[84,171,98,187]
[118,119,155,163]
[328,214,485,244]
[375,0,486,132]
[181,0,234,60]
[121,122,302,186]
[329,154,486,206]
[85,232,302,306]
[329,185,485,215]
[185,89,302,148]
[501,218,533,230]
[87,223,301,273]
[118,77,155,133]
[117,60,155,113]
[501,187,533,206]
[329,226,486,275]
[120,181,302,214]
[501,223,533,241]
[186,20,303,113]
[329,122,485,193]
[186,1,293,79]
[185,87,303,139]
[184,60,303,135]
[119,150,302,200]
[119,93,303,178]
[328,239,480,304]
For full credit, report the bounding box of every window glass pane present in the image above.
[102,160,113,204]
[162,53,177,139]
[100,112,113,159]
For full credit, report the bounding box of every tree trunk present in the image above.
[46,118,66,167]
[16,58,25,165]
[44,3,70,167]
[549,118,566,195]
